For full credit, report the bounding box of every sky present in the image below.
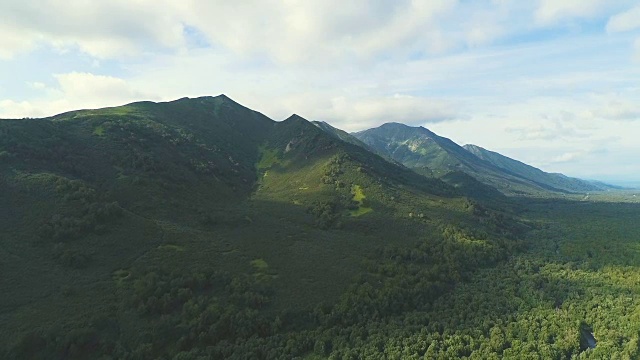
[1,1,639,184]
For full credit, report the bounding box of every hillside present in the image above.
[0,96,526,359]
[311,121,371,150]
[463,144,606,193]
[353,122,601,195]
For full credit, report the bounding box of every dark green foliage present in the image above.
[52,243,92,269]
[39,178,123,242]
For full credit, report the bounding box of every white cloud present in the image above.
[0,0,630,65]
[27,82,46,90]
[607,5,640,33]
[0,100,38,118]
[53,72,149,103]
[0,0,534,64]
[534,0,610,25]
[551,151,585,163]
[466,25,504,47]
[589,99,640,121]
[0,72,154,118]
[505,121,582,142]
[174,0,460,64]
[0,0,187,59]
[323,94,462,132]
[0,25,37,59]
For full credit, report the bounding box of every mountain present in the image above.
[353,122,478,173]
[0,96,524,358]
[463,144,608,193]
[312,120,404,166]
[311,121,370,149]
[353,122,603,195]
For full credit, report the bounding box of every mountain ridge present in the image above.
[3,95,618,195]
[352,122,607,195]
[462,144,610,193]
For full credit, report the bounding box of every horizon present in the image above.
[1,1,638,182]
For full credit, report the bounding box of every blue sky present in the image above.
[1,0,639,183]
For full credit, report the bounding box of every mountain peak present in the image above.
[213,93,242,104]
[356,122,436,139]
[283,114,308,122]
[463,144,482,150]
[379,122,426,131]
[162,94,239,107]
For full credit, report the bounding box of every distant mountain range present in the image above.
[352,122,616,195]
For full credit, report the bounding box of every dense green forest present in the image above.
[1,96,639,359]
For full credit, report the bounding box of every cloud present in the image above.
[0,0,631,65]
[0,72,154,118]
[323,94,462,132]
[534,0,611,25]
[504,115,590,141]
[505,125,562,141]
[0,0,187,59]
[0,100,38,118]
[27,82,46,90]
[53,72,149,104]
[550,151,586,163]
[607,5,640,33]
[174,0,461,64]
[0,24,36,59]
[589,99,640,121]
[0,0,564,65]
[466,24,504,47]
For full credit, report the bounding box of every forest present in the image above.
[5,198,639,359]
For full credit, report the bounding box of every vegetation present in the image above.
[1,95,638,359]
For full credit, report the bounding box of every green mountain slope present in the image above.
[463,144,606,193]
[0,96,525,358]
[311,120,401,165]
[353,122,595,195]
[311,121,370,149]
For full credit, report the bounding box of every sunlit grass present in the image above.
[93,125,105,136]
[350,184,373,216]
[157,244,184,252]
